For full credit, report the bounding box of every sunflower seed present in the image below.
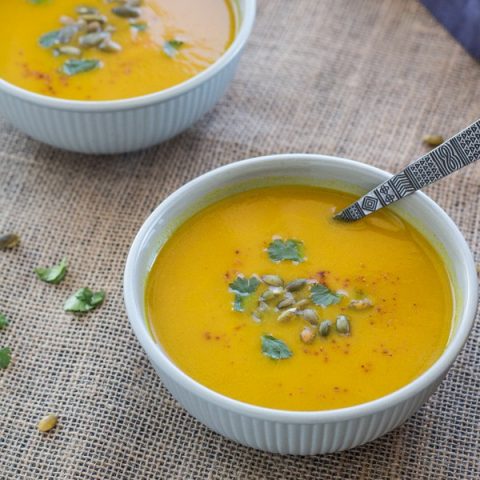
[0,233,20,250]
[336,315,350,335]
[294,298,310,309]
[111,6,140,18]
[79,32,110,47]
[277,308,296,323]
[319,320,332,337]
[38,414,58,433]
[423,134,444,147]
[277,296,295,309]
[58,25,78,44]
[54,46,82,56]
[60,15,76,25]
[285,278,307,292]
[300,308,319,325]
[261,275,283,287]
[300,326,316,344]
[80,14,108,23]
[86,21,102,33]
[98,39,122,52]
[76,6,98,15]
[349,298,373,310]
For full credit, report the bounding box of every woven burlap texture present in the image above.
[1,0,479,478]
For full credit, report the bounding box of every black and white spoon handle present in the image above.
[335,119,480,222]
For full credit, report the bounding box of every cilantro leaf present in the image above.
[0,347,11,369]
[0,313,9,330]
[261,335,292,360]
[267,239,304,263]
[64,287,105,314]
[163,39,184,58]
[311,284,342,307]
[35,258,68,284]
[62,59,101,76]
[131,22,148,31]
[229,276,260,312]
[39,30,62,48]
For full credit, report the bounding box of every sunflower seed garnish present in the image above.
[99,39,122,52]
[300,326,316,344]
[299,308,319,325]
[285,278,307,292]
[336,315,350,335]
[54,46,82,56]
[277,308,296,323]
[79,32,110,47]
[0,233,20,250]
[348,298,373,310]
[111,6,140,18]
[261,275,283,287]
[319,320,332,337]
[277,295,295,309]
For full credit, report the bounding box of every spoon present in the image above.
[334,119,480,222]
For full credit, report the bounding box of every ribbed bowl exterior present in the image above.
[0,55,241,154]
[155,360,442,455]
[124,154,477,456]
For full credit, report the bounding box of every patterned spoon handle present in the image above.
[335,119,480,222]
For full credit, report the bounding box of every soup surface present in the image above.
[0,0,235,100]
[146,186,453,411]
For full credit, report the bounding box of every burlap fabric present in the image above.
[1,0,479,478]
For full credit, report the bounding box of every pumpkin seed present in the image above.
[260,289,275,301]
[0,233,20,250]
[300,308,319,325]
[349,298,373,310]
[86,21,102,33]
[257,300,269,312]
[319,320,332,337]
[99,39,122,52]
[336,315,350,335]
[423,134,444,147]
[79,32,110,47]
[76,6,98,15]
[277,308,296,323]
[38,414,58,433]
[294,298,310,309]
[277,295,295,309]
[54,46,82,56]
[285,278,307,292]
[104,25,117,33]
[57,25,78,44]
[80,14,108,23]
[299,326,316,344]
[126,0,142,6]
[261,274,283,287]
[111,5,140,18]
[252,312,262,323]
[60,15,75,25]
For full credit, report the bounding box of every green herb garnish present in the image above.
[311,284,342,307]
[0,313,9,330]
[0,347,11,369]
[229,276,260,312]
[131,22,148,31]
[64,287,105,314]
[62,59,101,76]
[39,30,62,48]
[267,239,304,263]
[261,335,292,360]
[163,39,184,58]
[35,258,68,285]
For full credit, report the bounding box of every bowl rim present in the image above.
[0,0,256,112]
[124,153,478,423]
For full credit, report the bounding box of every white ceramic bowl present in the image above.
[124,154,478,455]
[0,0,256,154]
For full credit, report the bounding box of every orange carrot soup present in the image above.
[146,186,453,411]
[0,0,236,100]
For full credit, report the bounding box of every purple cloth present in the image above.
[421,0,480,59]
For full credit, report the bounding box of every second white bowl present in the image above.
[0,0,256,154]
